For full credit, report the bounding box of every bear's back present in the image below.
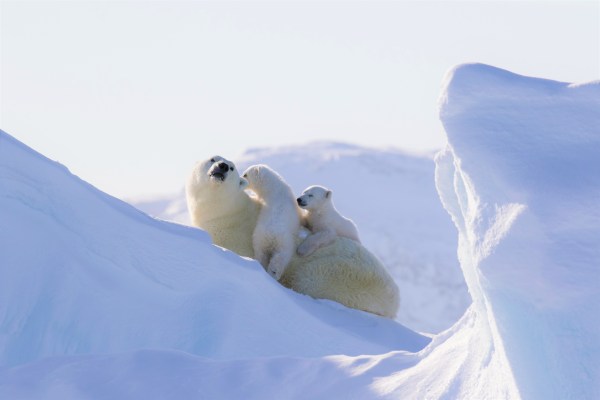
[280,237,399,318]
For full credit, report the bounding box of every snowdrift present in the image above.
[133,142,468,334]
[436,63,600,399]
[1,63,598,399]
[0,130,428,363]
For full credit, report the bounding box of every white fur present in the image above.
[296,185,360,257]
[186,156,400,318]
[185,156,259,258]
[242,164,301,281]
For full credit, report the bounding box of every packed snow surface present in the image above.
[0,130,428,365]
[436,63,600,399]
[1,63,598,399]
[133,142,468,334]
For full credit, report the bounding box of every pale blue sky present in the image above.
[1,1,598,198]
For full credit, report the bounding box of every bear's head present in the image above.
[186,156,248,204]
[241,164,285,197]
[296,185,332,210]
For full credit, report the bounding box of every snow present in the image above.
[0,130,428,364]
[131,142,468,334]
[1,62,598,398]
[436,63,600,399]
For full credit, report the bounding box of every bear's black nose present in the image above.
[218,162,229,172]
[296,198,303,205]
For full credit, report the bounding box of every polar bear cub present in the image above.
[296,185,361,257]
[242,164,301,281]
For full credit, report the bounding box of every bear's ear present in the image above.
[239,177,249,190]
[326,190,332,199]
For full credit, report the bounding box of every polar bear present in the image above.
[296,185,360,257]
[242,164,301,280]
[186,156,259,258]
[186,156,400,318]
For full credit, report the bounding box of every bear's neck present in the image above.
[310,201,335,219]
[195,187,253,223]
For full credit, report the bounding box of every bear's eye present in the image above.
[243,173,247,178]
[210,158,215,163]
[231,167,234,171]
[308,194,313,198]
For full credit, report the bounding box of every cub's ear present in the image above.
[239,177,249,190]
[326,190,332,199]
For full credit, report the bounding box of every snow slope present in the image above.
[435,63,600,399]
[1,63,598,399]
[0,130,429,367]
[132,143,468,334]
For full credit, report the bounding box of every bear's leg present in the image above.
[252,235,271,269]
[297,229,336,257]
[267,243,293,281]
[254,249,270,269]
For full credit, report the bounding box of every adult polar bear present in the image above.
[186,156,399,318]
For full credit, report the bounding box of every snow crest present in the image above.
[436,63,600,399]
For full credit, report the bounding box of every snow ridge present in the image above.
[0,129,429,369]
[437,63,600,399]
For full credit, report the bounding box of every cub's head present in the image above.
[296,185,332,210]
[241,164,282,195]
[186,155,248,199]
[241,164,262,187]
